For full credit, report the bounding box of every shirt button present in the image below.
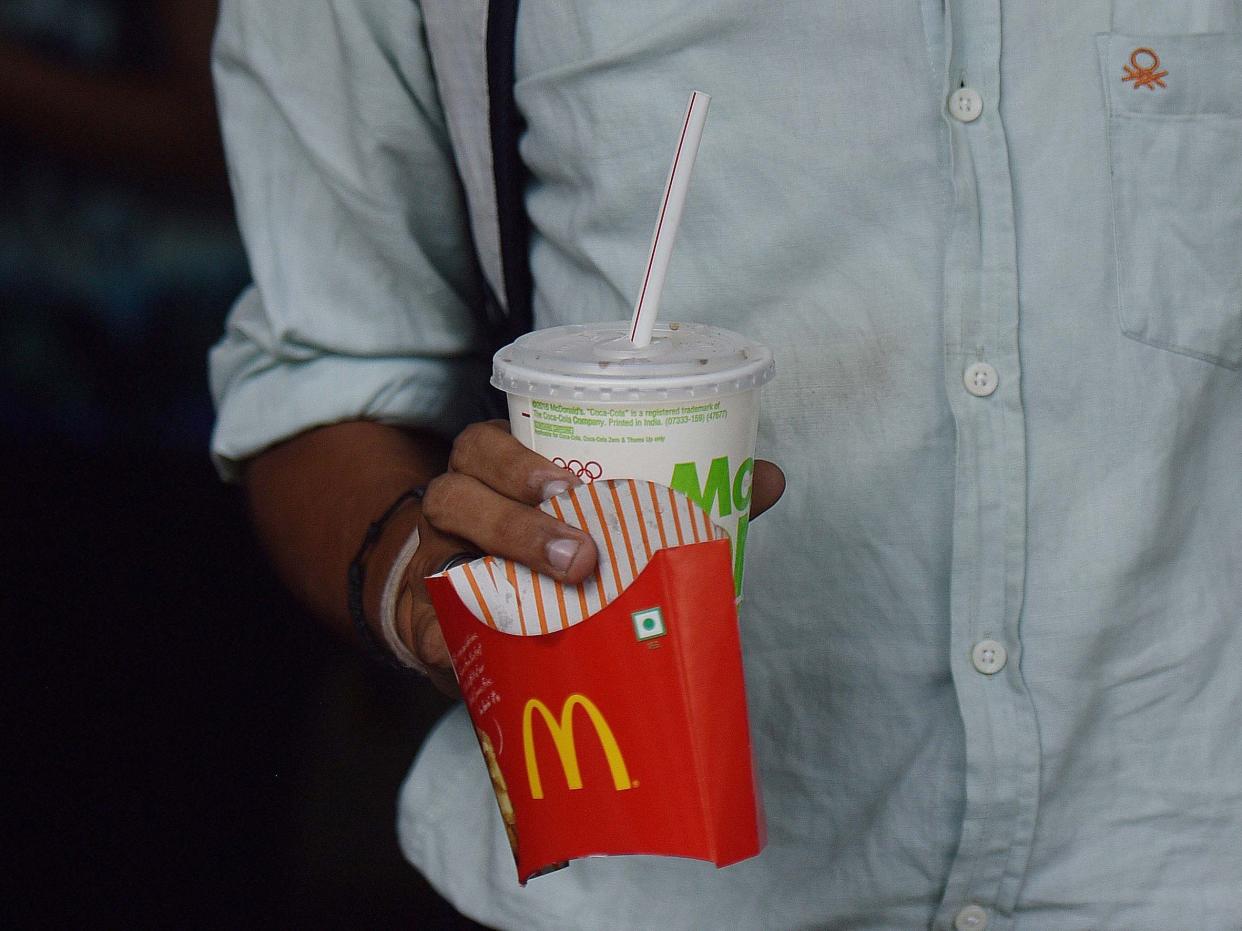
[954,904,990,930]
[963,362,998,397]
[948,87,984,122]
[972,639,1007,675]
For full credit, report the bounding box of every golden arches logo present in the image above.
[522,694,632,799]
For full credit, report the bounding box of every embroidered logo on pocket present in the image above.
[1122,48,1168,90]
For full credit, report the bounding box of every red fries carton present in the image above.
[426,480,765,884]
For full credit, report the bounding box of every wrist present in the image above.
[347,486,424,670]
[360,502,423,638]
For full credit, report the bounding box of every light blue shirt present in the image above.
[211,2,1242,928]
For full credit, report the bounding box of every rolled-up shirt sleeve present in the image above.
[208,0,493,480]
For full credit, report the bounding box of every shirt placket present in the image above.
[935,1,1042,929]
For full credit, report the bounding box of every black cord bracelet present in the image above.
[346,486,425,670]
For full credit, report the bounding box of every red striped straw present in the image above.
[628,90,711,349]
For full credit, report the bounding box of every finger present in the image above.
[407,517,478,584]
[394,584,460,697]
[448,420,579,504]
[750,459,786,518]
[421,472,598,583]
[412,604,459,697]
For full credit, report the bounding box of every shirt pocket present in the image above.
[1096,33,1242,369]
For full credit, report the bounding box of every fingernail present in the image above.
[546,538,581,572]
[540,479,571,501]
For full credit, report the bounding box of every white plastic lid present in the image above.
[492,321,775,403]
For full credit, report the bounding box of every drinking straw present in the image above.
[628,90,711,348]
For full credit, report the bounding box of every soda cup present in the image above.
[492,321,774,594]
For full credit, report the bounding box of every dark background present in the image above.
[4,3,469,927]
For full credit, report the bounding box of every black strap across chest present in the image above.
[485,0,532,347]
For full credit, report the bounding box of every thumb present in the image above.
[395,584,461,698]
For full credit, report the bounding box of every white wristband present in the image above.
[379,526,428,673]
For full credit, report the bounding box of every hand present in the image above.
[392,420,785,695]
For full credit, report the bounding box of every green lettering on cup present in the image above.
[732,511,749,596]
[670,455,756,593]
[669,456,733,519]
[732,457,754,513]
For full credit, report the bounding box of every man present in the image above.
[210,2,1242,928]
